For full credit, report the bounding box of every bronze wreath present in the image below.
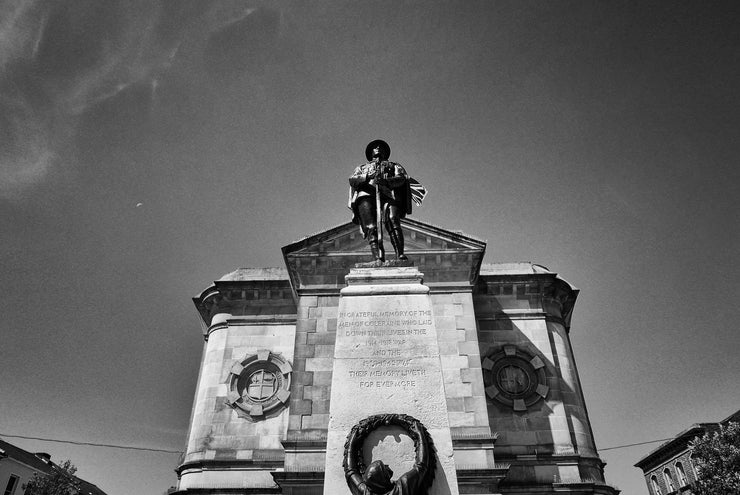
[343,414,436,495]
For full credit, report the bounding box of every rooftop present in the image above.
[0,437,107,495]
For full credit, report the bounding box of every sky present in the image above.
[0,1,738,494]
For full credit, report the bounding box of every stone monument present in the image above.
[324,266,457,495]
[171,142,619,495]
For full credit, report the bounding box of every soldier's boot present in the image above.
[370,241,382,262]
[390,228,408,261]
[388,227,398,256]
[368,228,384,262]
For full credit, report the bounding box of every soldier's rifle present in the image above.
[374,157,385,262]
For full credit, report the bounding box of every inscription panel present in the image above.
[335,296,438,358]
[330,357,448,429]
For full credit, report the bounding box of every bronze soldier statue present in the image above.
[350,459,426,495]
[349,140,424,263]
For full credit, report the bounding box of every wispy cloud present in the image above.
[0,0,260,199]
[0,79,55,198]
[0,0,44,71]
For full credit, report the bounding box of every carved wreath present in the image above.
[343,414,436,495]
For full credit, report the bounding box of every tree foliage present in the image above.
[690,421,740,495]
[23,459,82,495]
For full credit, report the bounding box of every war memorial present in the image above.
[171,141,619,495]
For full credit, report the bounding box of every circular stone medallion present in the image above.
[225,349,292,421]
[497,364,530,395]
[482,345,549,411]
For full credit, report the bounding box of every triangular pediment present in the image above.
[281,218,486,294]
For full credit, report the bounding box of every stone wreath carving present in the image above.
[224,349,292,421]
[343,414,436,495]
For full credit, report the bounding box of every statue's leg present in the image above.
[387,220,398,254]
[387,206,407,261]
[357,198,382,261]
[384,204,397,255]
[369,235,382,262]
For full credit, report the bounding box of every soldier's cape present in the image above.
[348,177,427,225]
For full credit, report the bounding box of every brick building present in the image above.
[172,219,618,494]
[0,438,106,495]
[634,409,740,495]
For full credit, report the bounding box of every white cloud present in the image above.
[0,86,57,199]
[0,1,268,199]
[0,0,44,72]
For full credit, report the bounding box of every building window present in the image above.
[651,475,662,495]
[663,468,675,492]
[3,475,19,495]
[689,454,699,481]
[675,461,688,486]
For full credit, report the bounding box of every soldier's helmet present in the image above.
[363,459,394,491]
[365,139,391,161]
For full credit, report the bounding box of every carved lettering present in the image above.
[337,304,434,391]
[344,359,427,389]
[343,328,428,336]
[339,310,432,318]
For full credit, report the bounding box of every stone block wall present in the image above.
[177,253,619,495]
[178,321,296,490]
[284,294,339,471]
[177,272,298,493]
[473,270,607,487]
[430,291,494,470]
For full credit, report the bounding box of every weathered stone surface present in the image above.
[363,426,416,474]
[323,267,458,495]
[178,228,617,495]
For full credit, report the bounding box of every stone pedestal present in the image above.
[323,267,459,495]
